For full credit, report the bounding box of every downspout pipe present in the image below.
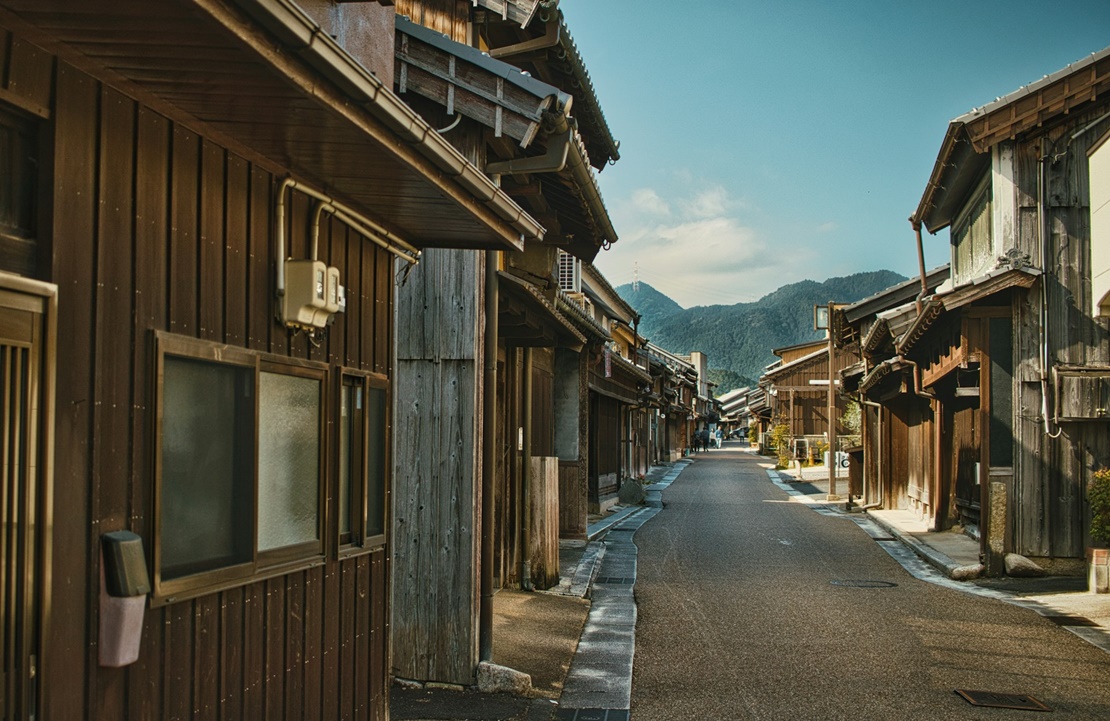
[521,347,534,592]
[910,217,928,314]
[479,250,498,662]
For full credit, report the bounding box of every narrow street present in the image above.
[630,444,1110,720]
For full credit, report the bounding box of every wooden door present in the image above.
[0,275,55,721]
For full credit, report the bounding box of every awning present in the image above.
[393,14,616,261]
[498,271,586,350]
[0,0,543,251]
[395,15,569,149]
[482,1,620,169]
[896,267,1040,355]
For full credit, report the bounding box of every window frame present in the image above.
[152,331,331,605]
[336,368,390,558]
[950,174,993,282]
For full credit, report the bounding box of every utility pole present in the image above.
[814,301,840,501]
[826,300,838,501]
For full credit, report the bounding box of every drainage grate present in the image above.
[1043,614,1097,627]
[830,579,898,588]
[955,689,1051,711]
[595,577,634,585]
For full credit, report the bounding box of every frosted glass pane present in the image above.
[258,372,320,551]
[162,357,252,579]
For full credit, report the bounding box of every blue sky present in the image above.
[559,1,1110,308]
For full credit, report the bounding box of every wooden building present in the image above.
[384,0,624,685]
[836,266,951,518]
[642,342,700,461]
[760,340,856,458]
[0,1,541,719]
[860,47,1110,575]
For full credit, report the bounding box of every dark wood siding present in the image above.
[34,50,394,721]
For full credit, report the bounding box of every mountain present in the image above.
[618,271,908,391]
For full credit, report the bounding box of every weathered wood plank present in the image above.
[194,595,220,720]
[339,560,357,717]
[355,557,372,720]
[247,167,272,353]
[169,126,200,335]
[199,140,226,342]
[124,96,168,721]
[320,564,340,721]
[303,566,323,721]
[264,578,286,720]
[6,36,53,115]
[94,86,136,536]
[165,601,194,720]
[224,154,249,346]
[241,584,265,720]
[342,226,359,367]
[219,588,244,721]
[285,574,305,721]
[369,554,386,721]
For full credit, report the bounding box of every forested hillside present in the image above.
[618,271,907,391]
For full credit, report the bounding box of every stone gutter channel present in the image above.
[555,460,691,717]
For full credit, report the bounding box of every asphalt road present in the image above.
[630,444,1110,720]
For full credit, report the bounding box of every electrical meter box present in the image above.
[284,259,344,329]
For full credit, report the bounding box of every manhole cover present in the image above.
[830,579,897,588]
[955,689,1051,711]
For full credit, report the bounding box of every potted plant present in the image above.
[1089,468,1110,594]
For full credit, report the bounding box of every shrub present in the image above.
[769,415,791,469]
[1091,468,1110,547]
[841,400,862,435]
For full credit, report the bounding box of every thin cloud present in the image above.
[598,184,808,306]
[629,188,670,216]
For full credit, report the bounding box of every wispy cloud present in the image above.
[595,183,811,307]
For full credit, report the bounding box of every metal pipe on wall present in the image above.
[479,250,498,662]
[521,347,534,592]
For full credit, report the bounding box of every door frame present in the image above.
[0,271,56,720]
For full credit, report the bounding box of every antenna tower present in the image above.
[633,262,640,293]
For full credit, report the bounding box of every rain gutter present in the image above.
[485,114,617,248]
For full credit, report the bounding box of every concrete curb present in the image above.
[863,512,971,580]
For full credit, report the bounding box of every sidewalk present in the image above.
[391,460,687,721]
[771,461,1110,654]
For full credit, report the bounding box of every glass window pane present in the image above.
[339,382,363,539]
[161,357,253,580]
[258,372,321,552]
[367,385,387,538]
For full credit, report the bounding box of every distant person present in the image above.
[715,428,723,448]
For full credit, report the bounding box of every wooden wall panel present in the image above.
[247,166,272,354]
[169,127,199,336]
[36,50,394,721]
[43,62,97,721]
[224,154,249,347]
